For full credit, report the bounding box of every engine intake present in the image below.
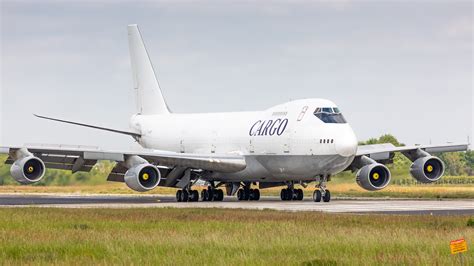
[124,164,161,192]
[10,156,46,184]
[356,163,391,191]
[410,156,444,183]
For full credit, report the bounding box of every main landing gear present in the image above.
[237,183,260,201]
[313,175,331,202]
[280,183,304,201]
[176,189,199,202]
[201,186,224,201]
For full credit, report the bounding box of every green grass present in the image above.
[0,208,472,265]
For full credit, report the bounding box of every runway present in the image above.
[0,193,473,215]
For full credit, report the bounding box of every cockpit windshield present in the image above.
[314,107,347,124]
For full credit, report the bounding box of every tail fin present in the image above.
[128,24,170,115]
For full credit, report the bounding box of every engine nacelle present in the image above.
[10,156,46,184]
[356,163,391,191]
[410,156,444,183]
[124,164,161,192]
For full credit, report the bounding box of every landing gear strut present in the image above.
[237,183,260,201]
[313,175,331,202]
[280,182,304,201]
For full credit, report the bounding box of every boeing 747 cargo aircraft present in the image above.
[1,25,468,202]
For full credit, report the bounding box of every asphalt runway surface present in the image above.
[0,193,473,215]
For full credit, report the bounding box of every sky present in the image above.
[1,0,473,150]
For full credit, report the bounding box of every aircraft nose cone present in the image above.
[335,128,358,157]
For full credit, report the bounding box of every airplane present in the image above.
[1,25,469,203]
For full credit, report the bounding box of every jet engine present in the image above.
[409,156,444,183]
[124,163,161,192]
[10,156,46,184]
[356,163,391,191]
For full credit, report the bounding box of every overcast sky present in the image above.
[1,0,472,150]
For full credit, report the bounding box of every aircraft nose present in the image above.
[335,127,358,157]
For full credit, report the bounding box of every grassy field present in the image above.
[0,182,473,199]
[0,208,472,265]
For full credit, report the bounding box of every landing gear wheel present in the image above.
[207,189,215,201]
[213,189,224,201]
[295,189,304,201]
[250,189,260,201]
[201,189,209,201]
[243,189,250,201]
[188,190,199,202]
[280,189,287,201]
[218,189,224,201]
[323,189,331,202]
[193,190,199,202]
[237,189,244,201]
[313,190,322,202]
[283,189,290,201]
[176,190,183,202]
[180,190,189,202]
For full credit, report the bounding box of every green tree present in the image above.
[438,152,467,176]
[464,151,474,175]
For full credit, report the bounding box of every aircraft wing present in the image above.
[351,142,469,168]
[0,144,246,185]
[357,143,469,156]
[357,142,468,158]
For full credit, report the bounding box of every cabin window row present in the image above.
[320,139,334,144]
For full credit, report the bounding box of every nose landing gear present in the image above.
[313,175,331,202]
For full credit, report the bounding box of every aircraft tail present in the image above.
[128,24,170,115]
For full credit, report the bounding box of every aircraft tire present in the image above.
[313,190,322,202]
[216,189,224,201]
[295,189,304,201]
[243,189,250,201]
[176,190,182,202]
[180,190,189,202]
[251,189,260,201]
[189,190,199,202]
[323,190,331,202]
[237,189,244,201]
[280,189,286,200]
[201,189,207,201]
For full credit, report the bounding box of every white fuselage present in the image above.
[130,99,358,183]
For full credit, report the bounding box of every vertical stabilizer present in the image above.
[128,24,170,115]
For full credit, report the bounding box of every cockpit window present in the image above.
[314,107,347,124]
[322,107,333,113]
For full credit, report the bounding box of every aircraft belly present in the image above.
[207,154,354,182]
